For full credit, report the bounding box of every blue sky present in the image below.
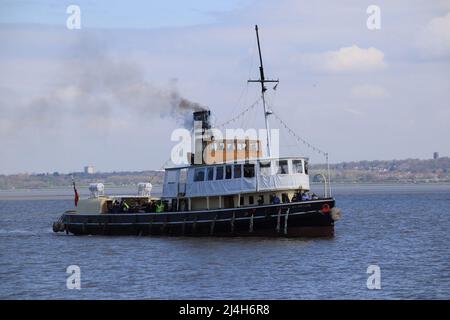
[1,0,450,174]
[0,0,243,28]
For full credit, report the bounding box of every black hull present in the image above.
[61,199,336,237]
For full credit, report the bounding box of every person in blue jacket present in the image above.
[273,194,281,204]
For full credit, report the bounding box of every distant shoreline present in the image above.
[1,181,450,192]
[1,157,449,190]
[1,181,450,191]
[1,183,450,201]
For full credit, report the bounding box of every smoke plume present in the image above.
[0,44,207,136]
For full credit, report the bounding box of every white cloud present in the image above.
[350,84,389,99]
[297,45,387,73]
[344,108,364,116]
[417,11,450,58]
[322,45,386,72]
[1,0,450,172]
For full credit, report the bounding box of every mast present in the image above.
[248,25,279,158]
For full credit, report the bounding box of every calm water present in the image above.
[0,184,449,299]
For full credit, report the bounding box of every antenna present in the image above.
[248,25,279,157]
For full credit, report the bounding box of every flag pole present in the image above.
[71,175,79,207]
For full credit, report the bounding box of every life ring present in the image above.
[322,204,330,214]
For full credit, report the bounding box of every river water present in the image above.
[0,184,448,299]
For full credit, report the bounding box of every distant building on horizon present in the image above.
[433,152,439,160]
[84,165,94,174]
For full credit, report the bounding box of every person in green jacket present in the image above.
[155,201,164,213]
[120,199,130,212]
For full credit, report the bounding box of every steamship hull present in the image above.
[61,199,336,237]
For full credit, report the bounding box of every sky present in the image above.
[1,0,450,174]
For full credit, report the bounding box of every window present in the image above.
[260,161,271,176]
[207,167,214,181]
[166,170,178,184]
[225,165,232,179]
[179,168,187,184]
[292,160,303,174]
[209,144,216,157]
[257,195,264,205]
[243,164,255,178]
[277,160,289,174]
[216,166,224,180]
[248,196,254,205]
[194,168,205,182]
[304,160,309,175]
[240,197,244,206]
[234,164,242,179]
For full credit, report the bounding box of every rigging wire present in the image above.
[148,126,194,184]
[270,110,332,196]
[216,97,262,129]
[148,98,262,183]
[270,110,328,156]
[228,40,257,120]
[227,82,249,125]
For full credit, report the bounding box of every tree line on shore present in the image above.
[1,157,449,189]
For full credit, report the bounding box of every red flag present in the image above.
[73,180,79,207]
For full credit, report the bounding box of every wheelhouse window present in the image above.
[207,167,214,181]
[304,160,309,175]
[234,164,242,179]
[277,160,289,174]
[165,170,178,184]
[216,166,224,180]
[259,161,271,176]
[225,165,232,179]
[292,160,303,174]
[209,143,216,157]
[243,164,255,178]
[194,168,205,182]
[250,142,259,151]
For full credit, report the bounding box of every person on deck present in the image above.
[155,201,164,213]
[112,200,120,213]
[120,199,130,212]
[273,194,281,204]
[257,195,264,205]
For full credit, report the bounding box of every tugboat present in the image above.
[53,25,341,237]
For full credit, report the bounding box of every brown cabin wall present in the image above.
[192,138,263,165]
